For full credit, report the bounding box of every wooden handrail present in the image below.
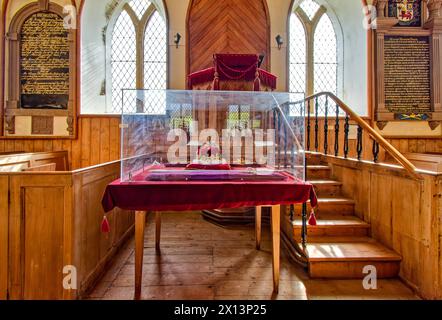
[295,92,421,179]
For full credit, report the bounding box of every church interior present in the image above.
[0,0,442,301]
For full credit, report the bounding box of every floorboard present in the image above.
[85,212,419,300]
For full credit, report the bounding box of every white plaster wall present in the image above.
[80,0,108,114]
[80,0,183,114]
[267,0,367,115]
[326,0,367,116]
[165,0,189,90]
[79,0,367,115]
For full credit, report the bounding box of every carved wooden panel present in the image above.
[31,116,54,135]
[187,0,270,74]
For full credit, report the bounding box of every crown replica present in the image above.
[195,141,226,165]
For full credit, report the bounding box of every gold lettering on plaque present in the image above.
[20,12,69,109]
[384,36,431,114]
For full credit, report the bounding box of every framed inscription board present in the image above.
[384,35,431,120]
[388,0,422,27]
[20,12,70,109]
[4,1,77,139]
[375,1,442,137]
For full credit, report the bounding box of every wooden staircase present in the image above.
[287,157,402,279]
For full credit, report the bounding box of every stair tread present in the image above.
[306,238,401,262]
[294,165,330,170]
[292,215,369,228]
[307,165,330,170]
[309,180,342,185]
[316,197,355,204]
[304,236,375,242]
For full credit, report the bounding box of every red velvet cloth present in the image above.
[258,69,277,91]
[187,67,216,89]
[101,168,317,213]
[214,54,259,82]
[187,54,277,90]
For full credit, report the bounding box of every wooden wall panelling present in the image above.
[8,174,73,300]
[89,118,101,166]
[3,160,133,300]
[438,175,442,298]
[80,117,91,168]
[187,0,270,74]
[0,116,121,170]
[0,117,440,170]
[321,154,441,299]
[99,118,110,164]
[72,161,134,297]
[109,117,120,165]
[417,175,440,297]
[0,175,8,299]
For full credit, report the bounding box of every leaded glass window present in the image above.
[111,10,136,112]
[289,14,307,103]
[227,105,251,131]
[300,0,320,20]
[289,0,339,108]
[110,0,167,113]
[314,14,337,95]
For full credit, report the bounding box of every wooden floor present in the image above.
[86,212,419,300]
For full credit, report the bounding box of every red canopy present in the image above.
[188,54,277,90]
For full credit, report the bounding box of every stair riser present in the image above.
[294,202,355,216]
[309,261,400,279]
[312,184,342,197]
[293,226,369,238]
[306,156,323,165]
[307,169,331,180]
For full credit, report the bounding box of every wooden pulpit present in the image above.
[188,54,278,225]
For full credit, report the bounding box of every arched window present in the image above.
[289,14,306,102]
[109,0,167,113]
[111,10,136,112]
[314,13,337,95]
[289,0,339,101]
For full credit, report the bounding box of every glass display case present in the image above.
[120,90,305,183]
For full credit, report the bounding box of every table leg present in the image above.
[135,210,147,300]
[155,212,162,251]
[255,206,262,250]
[271,205,280,293]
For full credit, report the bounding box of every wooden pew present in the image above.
[0,151,69,172]
[0,159,134,300]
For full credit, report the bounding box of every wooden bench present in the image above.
[385,152,442,173]
[0,151,69,172]
[0,158,134,300]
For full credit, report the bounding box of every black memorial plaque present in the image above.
[384,35,431,117]
[20,12,69,109]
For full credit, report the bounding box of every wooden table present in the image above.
[101,167,317,300]
[133,205,280,300]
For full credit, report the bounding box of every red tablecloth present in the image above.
[102,168,317,212]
